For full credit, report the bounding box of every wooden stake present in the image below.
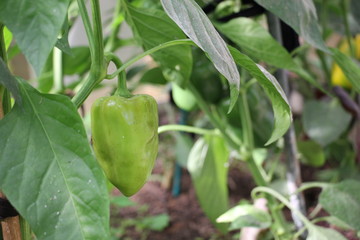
[0,193,22,240]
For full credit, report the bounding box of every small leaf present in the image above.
[140,214,170,231]
[187,138,208,178]
[297,140,325,167]
[217,204,271,230]
[307,225,347,240]
[122,2,192,86]
[215,17,298,70]
[3,26,12,50]
[331,48,360,94]
[254,0,328,52]
[174,132,193,168]
[228,46,292,145]
[161,0,240,110]
[303,100,352,146]
[110,196,136,208]
[188,135,230,233]
[0,60,110,239]
[139,67,167,85]
[0,0,71,75]
[55,19,72,56]
[319,180,360,231]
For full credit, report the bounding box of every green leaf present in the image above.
[215,18,298,70]
[110,196,136,208]
[297,140,325,167]
[188,135,229,233]
[0,58,21,102]
[161,0,240,111]
[0,63,110,239]
[319,180,360,231]
[122,2,192,86]
[302,100,352,146]
[140,214,170,231]
[174,132,193,168]
[331,48,360,94]
[3,26,12,50]
[217,204,271,230]
[228,46,292,145]
[55,19,72,56]
[139,67,167,85]
[63,47,91,75]
[307,225,347,240]
[0,0,70,75]
[254,0,328,52]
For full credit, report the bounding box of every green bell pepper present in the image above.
[91,94,158,196]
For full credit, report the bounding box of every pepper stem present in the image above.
[105,53,132,98]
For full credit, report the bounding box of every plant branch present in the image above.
[105,52,132,98]
[187,83,242,149]
[106,39,195,79]
[341,0,355,58]
[77,0,95,57]
[52,46,63,93]
[105,0,123,52]
[252,187,311,227]
[158,124,218,136]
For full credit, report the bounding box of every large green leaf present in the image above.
[229,46,292,145]
[331,48,360,94]
[161,0,240,111]
[254,0,328,52]
[122,2,192,86]
[302,100,352,146]
[0,60,110,240]
[319,180,360,231]
[307,225,347,240]
[0,0,70,75]
[215,17,298,70]
[187,135,229,233]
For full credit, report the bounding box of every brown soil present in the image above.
[111,163,254,240]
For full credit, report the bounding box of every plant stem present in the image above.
[238,87,288,236]
[106,39,195,79]
[105,53,132,98]
[52,46,63,93]
[72,0,106,108]
[105,0,123,52]
[20,217,32,240]
[77,0,95,56]
[158,124,218,136]
[90,0,105,66]
[252,187,312,228]
[187,83,241,149]
[341,0,355,58]
[296,182,329,193]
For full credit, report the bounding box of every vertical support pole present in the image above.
[266,13,307,238]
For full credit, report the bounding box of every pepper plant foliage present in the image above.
[1,0,360,239]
